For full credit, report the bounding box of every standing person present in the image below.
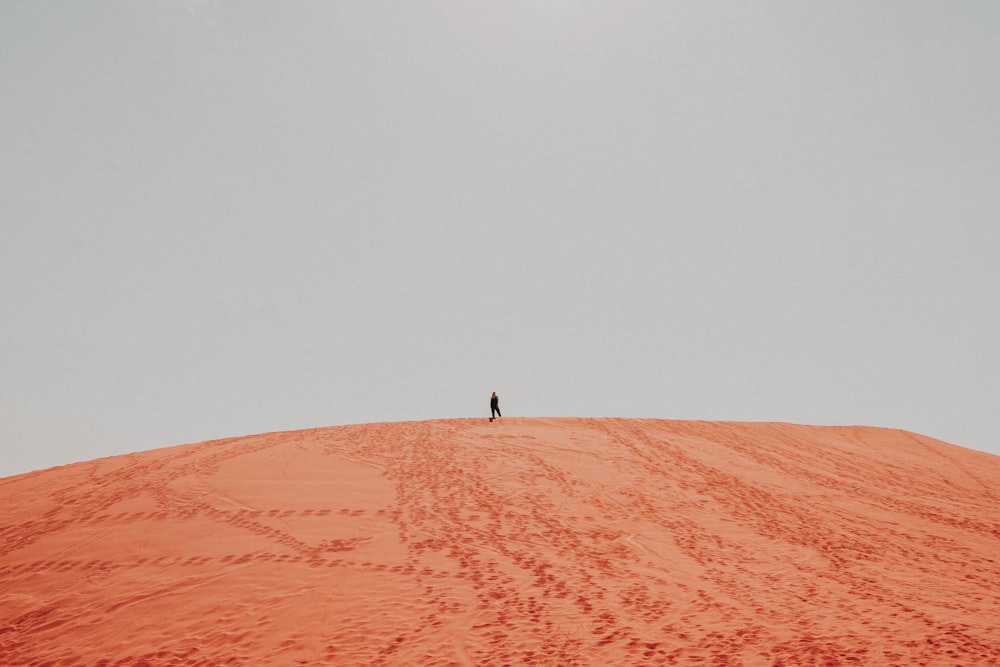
[490,391,501,421]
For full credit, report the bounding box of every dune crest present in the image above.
[2,418,999,665]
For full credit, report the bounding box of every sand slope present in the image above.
[1,418,999,666]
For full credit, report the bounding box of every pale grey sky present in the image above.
[3,1,998,477]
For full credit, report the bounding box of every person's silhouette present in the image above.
[490,392,501,421]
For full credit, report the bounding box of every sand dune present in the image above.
[2,418,999,665]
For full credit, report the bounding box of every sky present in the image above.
[2,1,999,478]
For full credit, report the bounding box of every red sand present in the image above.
[2,418,999,666]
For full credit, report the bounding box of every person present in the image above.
[490,391,501,421]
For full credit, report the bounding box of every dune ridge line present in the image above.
[2,417,999,665]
